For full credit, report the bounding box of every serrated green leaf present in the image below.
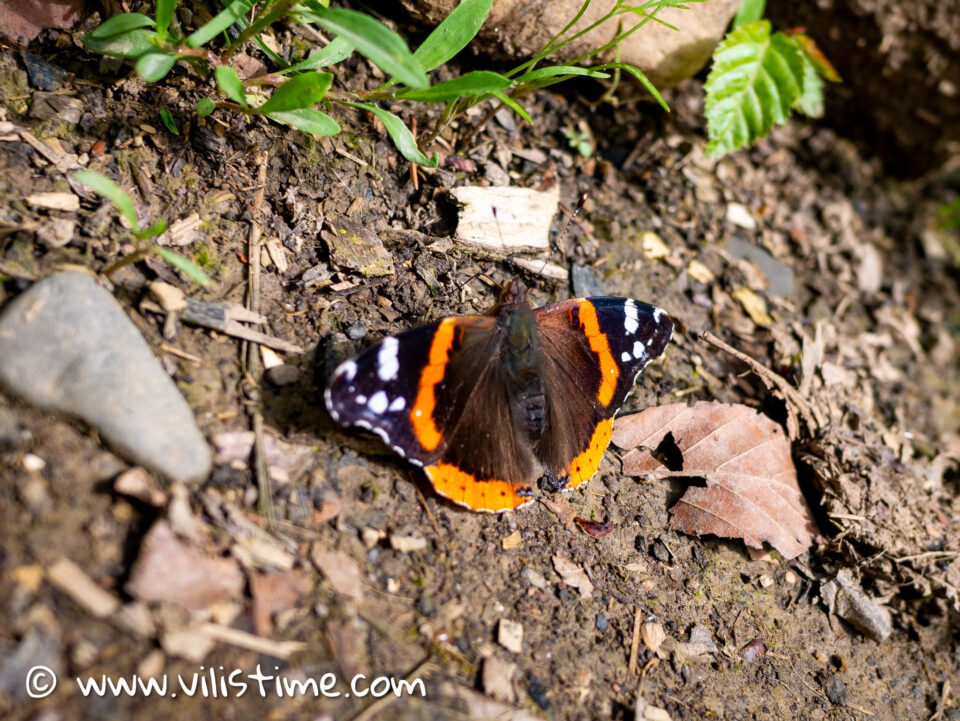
[790,32,841,82]
[347,102,438,167]
[302,3,427,89]
[414,0,492,71]
[83,27,156,58]
[793,50,824,117]
[704,20,805,157]
[259,72,333,114]
[268,109,340,136]
[196,98,216,117]
[396,71,510,102]
[215,66,248,107]
[136,52,177,82]
[492,91,532,124]
[88,12,155,38]
[159,109,179,134]
[187,0,254,48]
[156,0,177,40]
[71,170,140,231]
[152,246,213,287]
[515,65,610,84]
[280,36,354,74]
[733,0,765,28]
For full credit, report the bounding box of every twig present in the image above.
[698,331,824,436]
[247,152,274,526]
[627,607,642,675]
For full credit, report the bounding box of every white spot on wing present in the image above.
[389,396,406,412]
[653,307,665,323]
[633,340,645,358]
[624,299,639,335]
[355,394,367,405]
[377,336,400,382]
[621,351,631,362]
[368,390,389,414]
[335,359,358,382]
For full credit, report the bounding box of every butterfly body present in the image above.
[325,279,672,512]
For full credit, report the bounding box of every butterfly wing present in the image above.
[532,297,673,489]
[325,315,536,512]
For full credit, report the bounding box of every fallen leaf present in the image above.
[552,555,594,599]
[612,401,817,559]
[574,517,616,539]
[250,570,309,636]
[125,521,244,610]
[311,546,364,601]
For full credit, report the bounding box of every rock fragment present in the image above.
[0,272,212,482]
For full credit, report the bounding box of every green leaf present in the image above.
[259,72,333,114]
[302,3,428,89]
[703,20,804,157]
[83,28,156,58]
[71,170,140,231]
[135,219,168,240]
[196,98,216,117]
[280,36,354,74]
[156,0,177,40]
[152,246,213,287]
[594,62,669,111]
[87,12,155,38]
[515,65,610,84]
[347,102,439,167]
[733,0,765,28]
[187,0,254,48]
[159,109,179,134]
[215,66,248,108]
[492,91,532,124]
[136,52,177,82]
[414,0,492,71]
[793,49,824,117]
[790,32,841,82]
[396,71,510,101]
[268,109,341,136]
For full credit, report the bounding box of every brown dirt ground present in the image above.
[1,12,959,721]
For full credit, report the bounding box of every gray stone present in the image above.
[0,272,211,482]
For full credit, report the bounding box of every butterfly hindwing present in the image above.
[532,297,673,489]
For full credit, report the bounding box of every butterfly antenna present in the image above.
[533,192,589,280]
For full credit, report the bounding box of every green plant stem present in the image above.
[102,248,150,278]
[222,0,300,63]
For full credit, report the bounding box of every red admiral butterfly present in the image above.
[325,278,672,512]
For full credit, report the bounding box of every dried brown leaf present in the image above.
[552,554,594,599]
[612,401,818,559]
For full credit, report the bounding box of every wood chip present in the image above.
[181,297,303,354]
[501,530,522,550]
[114,467,167,507]
[158,212,202,247]
[311,546,364,601]
[641,622,667,655]
[26,191,79,211]
[47,558,120,618]
[511,256,569,281]
[641,231,670,259]
[200,622,306,658]
[552,555,594,599]
[498,618,523,653]
[451,185,559,251]
[482,656,518,703]
[390,533,428,552]
[731,286,774,327]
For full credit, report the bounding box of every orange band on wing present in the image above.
[409,318,457,451]
[425,463,534,512]
[566,417,613,488]
[577,300,619,406]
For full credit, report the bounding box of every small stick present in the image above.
[698,331,824,435]
[627,607,642,675]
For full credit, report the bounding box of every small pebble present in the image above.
[595,613,609,632]
[346,322,366,340]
